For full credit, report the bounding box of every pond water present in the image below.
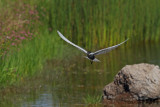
[0,42,160,107]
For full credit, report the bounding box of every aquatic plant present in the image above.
[0,0,54,87]
[36,0,160,49]
[83,94,102,105]
[0,0,160,87]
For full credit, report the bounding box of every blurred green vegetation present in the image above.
[35,0,160,49]
[0,0,160,87]
[0,31,64,87]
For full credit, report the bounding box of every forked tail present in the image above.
[93,58,100,62]
[83,56,100,62]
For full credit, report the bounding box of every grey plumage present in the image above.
[57,31,87,54]
[57,30,128,63]
[92,39,129,56]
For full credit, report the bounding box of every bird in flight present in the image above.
[57,31,128,64]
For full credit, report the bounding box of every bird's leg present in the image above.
[90,61,93,64]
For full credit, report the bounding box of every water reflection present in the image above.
[0,42,160,107]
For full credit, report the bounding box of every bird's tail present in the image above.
[83,56,100,62]
[93,58,100,62]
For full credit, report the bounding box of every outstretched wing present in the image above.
[92,39,129,56]
[57,31,88,54]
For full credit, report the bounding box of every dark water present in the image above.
[0,42,160,107]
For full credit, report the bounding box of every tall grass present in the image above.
[0,30,65,87]
[36,0,160,49]
[0,0,160,87]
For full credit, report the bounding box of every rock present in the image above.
[103,63,160,102]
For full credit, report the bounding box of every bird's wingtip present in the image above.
[124,38,129,42]
[57,31,62,35]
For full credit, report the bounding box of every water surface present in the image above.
[0,42,160,107]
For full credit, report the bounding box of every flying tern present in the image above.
[57,30,128,64]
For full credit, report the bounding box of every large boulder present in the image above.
[103,63,160,102]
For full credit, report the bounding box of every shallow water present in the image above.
[0,42,160,107]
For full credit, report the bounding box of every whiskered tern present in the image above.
[57,31,128,64]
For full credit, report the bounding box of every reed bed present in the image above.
[0,0,160,87]
[36,0,160,49]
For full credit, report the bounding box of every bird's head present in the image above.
[87,51,94,56]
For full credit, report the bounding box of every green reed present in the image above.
[0,0,160,87]
[35,0,160,49]
[0,31,64,87]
